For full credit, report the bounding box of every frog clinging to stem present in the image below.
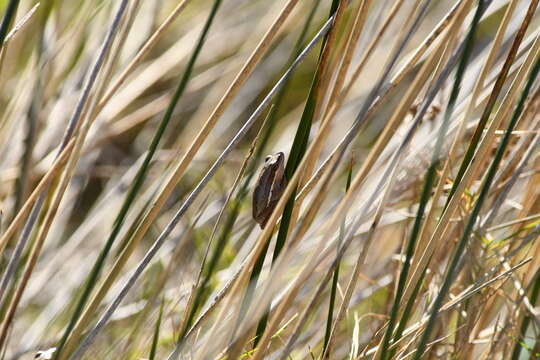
[252,152,287,228]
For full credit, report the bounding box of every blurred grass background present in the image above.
[0,0,540,359]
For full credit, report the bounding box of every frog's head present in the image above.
[265,152,285,166]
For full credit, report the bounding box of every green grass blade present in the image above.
[0,0,19,52]
[149,298,164,360]
[279,3,434,358]
[444,0,535,209]
[510,266,540,360]
[387,263,428,359]
[322,157,353,357]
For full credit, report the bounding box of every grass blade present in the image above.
[0,0,20,52]
[322,156,353,357]
[148,298,164,360]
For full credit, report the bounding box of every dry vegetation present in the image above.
[0,0,540,359]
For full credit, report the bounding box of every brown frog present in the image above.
[252,152,287,228]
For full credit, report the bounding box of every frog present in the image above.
[252,152,287,228]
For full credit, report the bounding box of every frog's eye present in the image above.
[265,155,271,162]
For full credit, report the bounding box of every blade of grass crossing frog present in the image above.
[179,105,275,341]
[177,1,323,346]
[69,11,337,360]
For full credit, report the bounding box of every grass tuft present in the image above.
[2,0,540,359]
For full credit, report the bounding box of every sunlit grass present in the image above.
[1,0,540,359]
